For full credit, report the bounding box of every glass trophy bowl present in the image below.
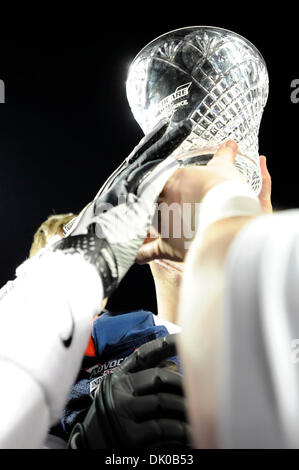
[126,26,269,194]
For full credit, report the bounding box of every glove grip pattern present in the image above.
[53,234,118,297]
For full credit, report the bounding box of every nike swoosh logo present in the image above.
[60,314,75,348]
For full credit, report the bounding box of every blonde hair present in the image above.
[29,213,77,258]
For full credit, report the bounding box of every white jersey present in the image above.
[219,209,299,449]
[0,250,103,449]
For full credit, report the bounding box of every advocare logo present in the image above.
[0,79,4,103]
[158,82,192,118]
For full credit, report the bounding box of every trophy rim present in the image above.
[128,25,268,72]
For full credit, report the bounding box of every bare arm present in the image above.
[178,215,256,448]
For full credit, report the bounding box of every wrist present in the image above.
[53,234,118,298]
[198,181,262,234]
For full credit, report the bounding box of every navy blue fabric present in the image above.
[51,309,172,441]
[92,309,168,356]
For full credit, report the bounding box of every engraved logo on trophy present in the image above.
[158,82,192,119]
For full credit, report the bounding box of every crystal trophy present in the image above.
[126,26,269,193]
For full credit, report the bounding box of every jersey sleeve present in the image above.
[219,209,299,449]
[0,250,103,448]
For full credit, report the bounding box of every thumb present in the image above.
[258,155,272,213]
[210,139,238,164]
[136,237,183,264]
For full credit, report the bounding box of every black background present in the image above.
[0,10,297,314]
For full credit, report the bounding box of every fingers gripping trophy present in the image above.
[126,26,269,194]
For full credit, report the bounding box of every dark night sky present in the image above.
[0,11,297,313]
